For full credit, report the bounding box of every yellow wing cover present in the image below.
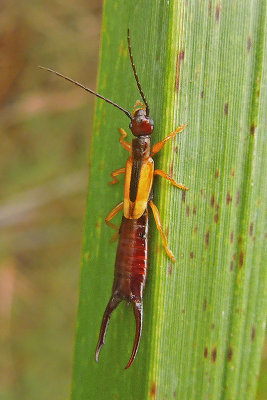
[124,157,154,219]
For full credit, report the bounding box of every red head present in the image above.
[129,109,154,136]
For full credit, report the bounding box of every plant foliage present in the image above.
[71,1,267,399]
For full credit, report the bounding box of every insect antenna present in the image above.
[38,66,132,120]
[127,28,150,116]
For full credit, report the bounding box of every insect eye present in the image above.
[149,118,154,129]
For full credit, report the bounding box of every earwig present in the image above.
[40,29,188,369]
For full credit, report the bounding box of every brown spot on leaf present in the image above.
[174,146,178,154]
[250,124,255,135]
[181,308,185,314]
[193,205,197,215]
[224,103,229,115]
[215,169,219,179]
[200,189,206,198]
[228,347,233,361]
[214,213,219,223]
[203,298,207,310]
[186,205,190,217]
[182,191,186,202]
[211,347,217,363]
[236,191,240,205]
[249,222,254,236]
[208,1,212,16]
[201,90,204,98]
[204,347,208,358]
[215,3,222,22]
[230,231,234,243]
[168,265,173,275]
[226,191,232,205]
[251,325,255,341]
[175,50,185,92]
[233,253,236,260]
[211,194,215,207]
[169,162,174,177]
[151,382,157,397]
[194,226,198,234]
[211,323,215,330]
[231,257,235,271]
[231,168,235,177]
[247,36,252,52]
[190,251,194,259]
[239,250,244,268]
[205,230,210,248]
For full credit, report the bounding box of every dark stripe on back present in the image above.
[129,160,143,202]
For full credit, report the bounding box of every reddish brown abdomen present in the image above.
[95,209,148,369]
[113,210,148,301]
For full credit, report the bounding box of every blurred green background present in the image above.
[0,1,265,399]
[0,1,101,399]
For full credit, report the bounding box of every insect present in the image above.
[40,29,188,369]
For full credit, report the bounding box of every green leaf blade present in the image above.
[72,1,267,399]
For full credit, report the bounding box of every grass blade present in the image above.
[71,1,267,399]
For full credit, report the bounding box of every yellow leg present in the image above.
[149,200,176,263]
[119,128,131,152]
[151,123,188,156]
[105,201,124,241]
[154,169,189,191]
[109,167,125,185]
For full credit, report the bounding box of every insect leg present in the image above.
[149,200,176,263]
[109,167,125,185]
[119,128,132,152]
[151,123,188,156]
[154,169,189,190]
[105,201,124,241]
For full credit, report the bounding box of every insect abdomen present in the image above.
[95,210,148,369]
[113,211,148,300]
